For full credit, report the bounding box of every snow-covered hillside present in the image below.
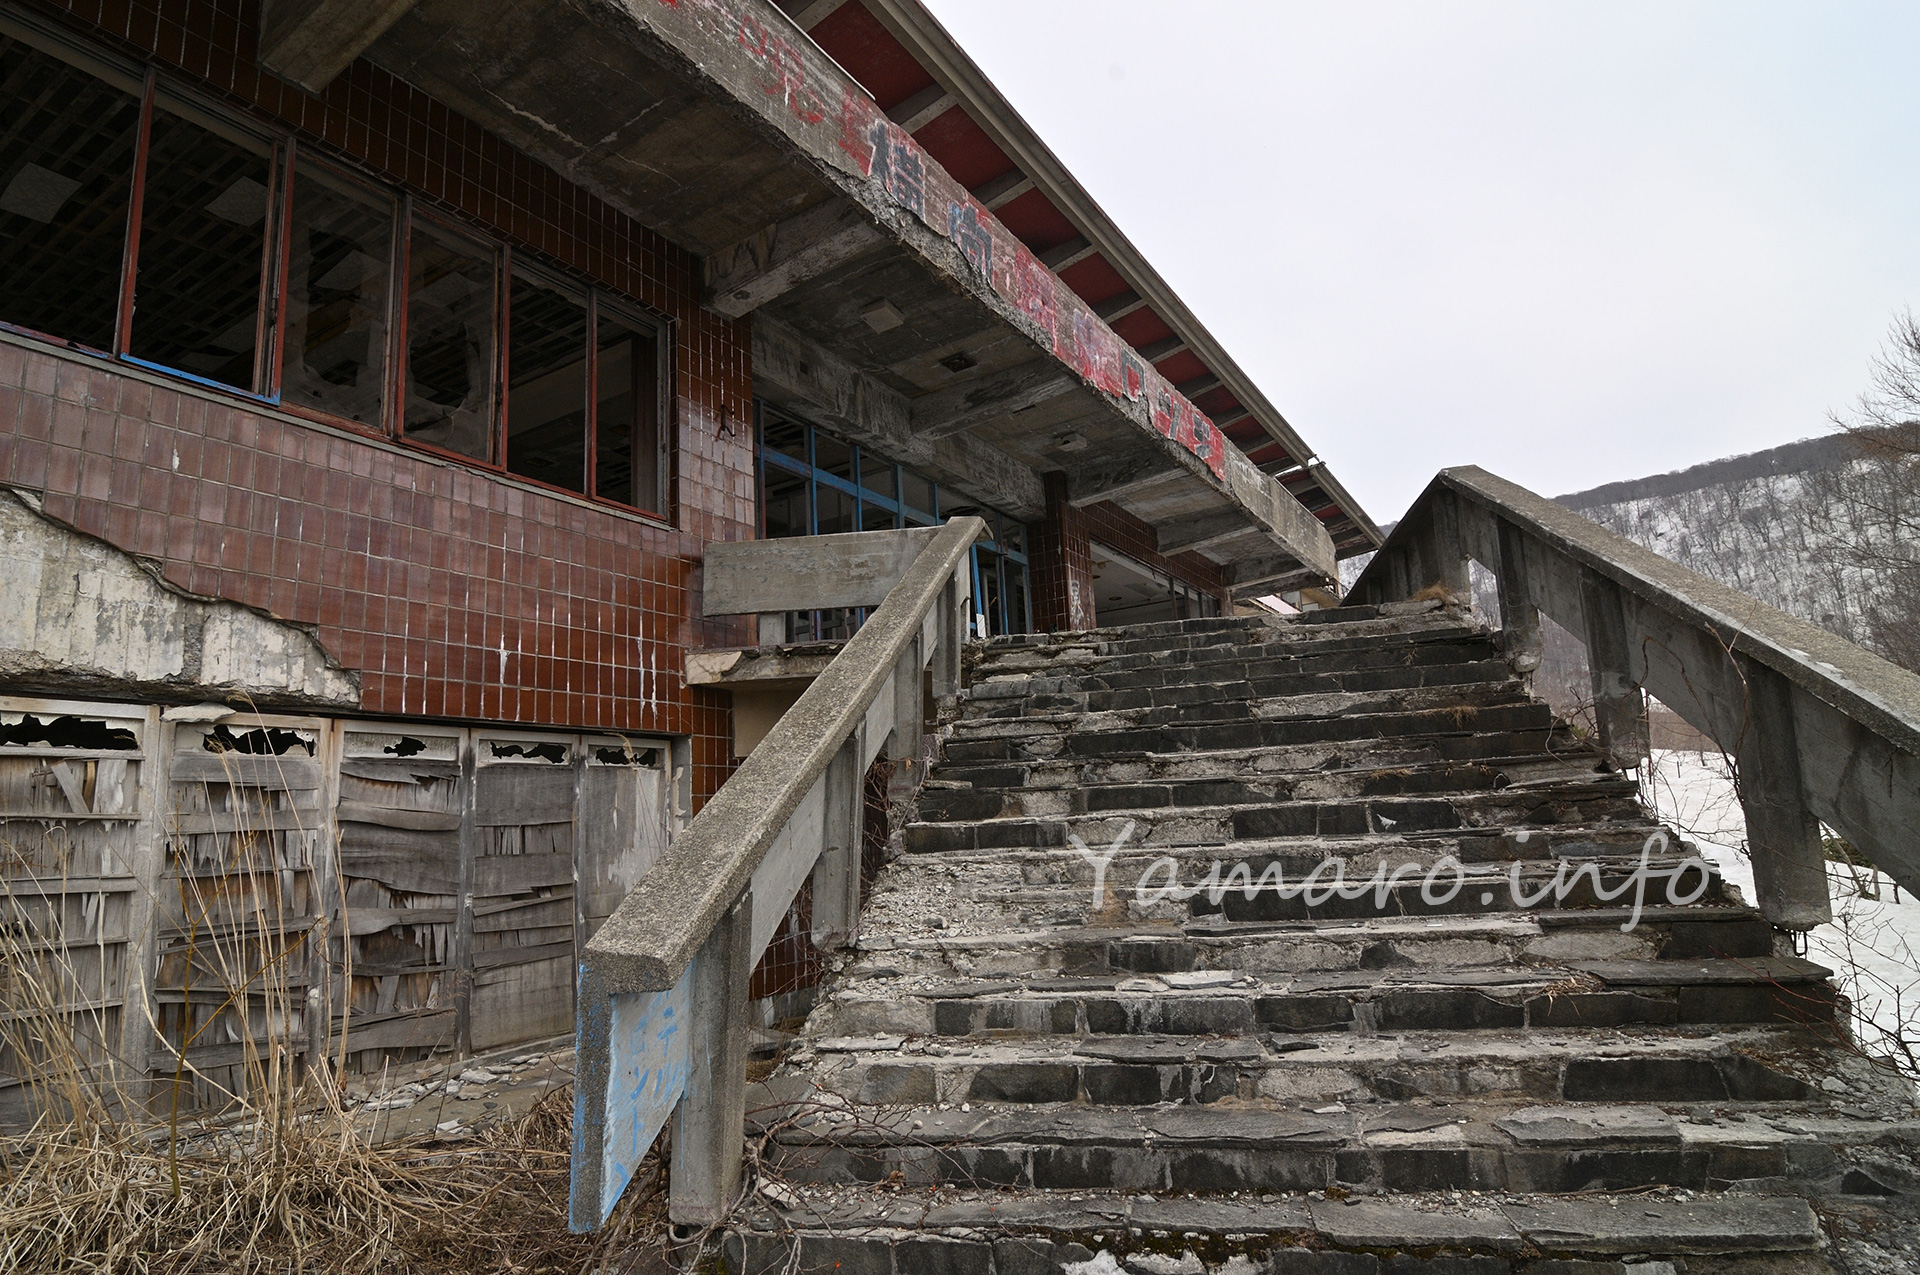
[1558,433,1884,648]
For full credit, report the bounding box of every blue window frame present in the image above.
[755,403,1030,639]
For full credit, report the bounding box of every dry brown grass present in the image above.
[0,896,667,1275]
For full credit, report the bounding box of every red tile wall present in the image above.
[4,0,762,805]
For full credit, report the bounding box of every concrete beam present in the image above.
[1229,554,1326,596]
[260,0,420,92]
[1157,509,1261,556]
[1066,461,1190,509]
[702,527,942,616]
[1093,290,1147,323]
[971,169,1033,212]
[753,315,1044,520]
[1177,372,1222,399]
[704,199,884,319]
[909,361,1081,441]
[1138,335,1189,363]
[1039,236,1097,272]
[887,84,957,133]
[789,0,852,29]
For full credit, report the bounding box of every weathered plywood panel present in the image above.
[472,852,575,894]
[475,764,577,827]
[470,954,571,1048]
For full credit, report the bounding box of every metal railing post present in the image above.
[1735,658,1833,930]
[668,890,753,1226]
[1579,570,1650,771]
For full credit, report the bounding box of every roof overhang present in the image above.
[355,0,1338,585]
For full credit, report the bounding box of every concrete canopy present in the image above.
[365,0,1337,588]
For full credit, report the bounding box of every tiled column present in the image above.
[1030,471,1095,632]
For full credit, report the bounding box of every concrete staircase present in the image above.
[731,602,1918,1274]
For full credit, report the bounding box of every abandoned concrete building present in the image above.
[2,0,1917,1271]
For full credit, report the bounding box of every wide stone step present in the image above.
[939,702,1559,765]
[861,858,1750,934]
[843,908,1790,986]
[963,649,1514,709]
[936,727,1596,786]
[972,606,1476,667]
[792,1020,1860,1113]
[759,1044,1905,1195]
[919,753,1618,823]
[970,635,1500,689]
[951,681,1534,741]
[817,951,1834,1042]
[723,1185,1835,1273]
[903,785,1645,855]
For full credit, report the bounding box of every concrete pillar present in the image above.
[810,734,864,950]
[1494,517,1542,677]
[1032,471,1095,631]
[1735,658,1832,930]
[668,891,752,1226]
[1579,570,1650,771]
[1423,490,1471,598]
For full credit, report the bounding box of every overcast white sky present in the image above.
[921,0,1920,521]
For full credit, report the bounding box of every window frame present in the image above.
[754,404,1032,638]
[0,10,678,525]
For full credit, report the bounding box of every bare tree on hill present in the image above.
[1803,311,1920,672]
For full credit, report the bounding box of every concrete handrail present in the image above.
[1349,466,1920,929]
[569,515,983,1232]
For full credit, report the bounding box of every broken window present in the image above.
[0,28,676,517]
[506,270,589,494]
[403,215,496,461]
[284,159,391,426]
[595,308,662,512]
[128,101,273,391]
[0,32,141,351]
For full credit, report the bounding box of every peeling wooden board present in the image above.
[337,906,458,935]
[339,759,462,782]
[169,753,321,790]
[339,1010,458,1053]
[335,857,459,895]
[170,809,324,836]
[473,940,574,971]
[336,801,462,831]
[474,901,573,933]
[472,852,575,895]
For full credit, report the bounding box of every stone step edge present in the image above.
[723,1189,1829,1261]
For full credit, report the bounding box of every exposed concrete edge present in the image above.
[1375,465,1920,755]
[1,486,362,710]
[686,642,841,688]
[585,516,984,992]
[614,0,1332,580]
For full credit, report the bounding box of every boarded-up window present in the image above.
[333,727,463,1069]
[157,716,323,1107]
[470,735,577,1050]
[0,704,146,1127]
